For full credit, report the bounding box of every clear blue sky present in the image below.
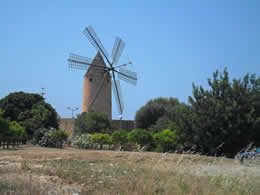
[0,0,259,120]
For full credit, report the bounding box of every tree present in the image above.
[153,129,178,152]
[0,116,10,138]
[135,97,180,131]
[188,68,260,157]
[9,121,25,138]
[0,92,59,137]
[112,130,128,145]
[127,129,153,147]
[168,104,195,151]
[74,110,111,135]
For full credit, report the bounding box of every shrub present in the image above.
[72,134,92,149]
[91,133,112,150]
[32,127,67,148]
[49,130,68,148]
[127,129,153,147]
[153,129,178,152]
[112,130,128,145]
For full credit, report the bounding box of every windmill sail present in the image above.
[117,68,137,85]
[112,80,124,115]
[83,25,110,65]
[111,37,125,65]
[68,53,107,71]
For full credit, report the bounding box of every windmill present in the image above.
[68,25,137,120]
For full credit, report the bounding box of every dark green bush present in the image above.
[112,130,128,145]
[74,111,111,135]
[0,116,10,138]
[127,129,153,147]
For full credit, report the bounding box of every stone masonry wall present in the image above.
[59,118,135,142]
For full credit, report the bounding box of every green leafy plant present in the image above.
[72,134,92,149]
[49,130,68,148]
[32,128,67,148]
[153,129,178,152]
[9,121,25,138]
[112,130,128,145]
[0,92,59,137]
[127,129,153,147]
[74,111,111,136]
[91,133,112,150]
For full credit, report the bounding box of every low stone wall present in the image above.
[59,118,135,142]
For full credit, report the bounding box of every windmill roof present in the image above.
[85,52,106,76]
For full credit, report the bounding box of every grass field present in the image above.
[0,145,260,195]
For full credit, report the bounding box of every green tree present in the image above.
[112,130,128,145]
[9,121,25,138]
[153,129,178,152]
[168,104,195,151]
[189,68,260,157]
[135,97,180,132]
[127,129,153,147]
[0,116,10,138]
[0,92,59,137]
[74,111,111,135]
[91,133,112,150]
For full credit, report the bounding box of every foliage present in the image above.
[153,129,178,152]
[32,127,54,147]
[72,134,92,149]
[168,104,195,151]
[112,130,129,145]
[0,117,25,139]
[91,133,112,149]
[0,91,59,137]
[32,127,66,148]
[0,116,10,137]
[127,129,153,147]
[9,121,25,138]
[49,130,68,148]
[188,68,260,157]
[135,97,180,132]
[74,111,111,135]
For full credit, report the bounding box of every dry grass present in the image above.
[0,145,260,194]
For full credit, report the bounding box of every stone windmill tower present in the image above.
[68,25,137,120]
[82,52,112,118]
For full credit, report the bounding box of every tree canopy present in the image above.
[135,97,180,132]
[0,91,59,137]
[74,110,111,135]
[188,68,260,156]
[133,68,260,157]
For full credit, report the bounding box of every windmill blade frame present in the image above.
[112,78,124,115]
[111,36,125,65]
[83,25,111,66]
[115,68,137,85]
[68,53,107,70]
